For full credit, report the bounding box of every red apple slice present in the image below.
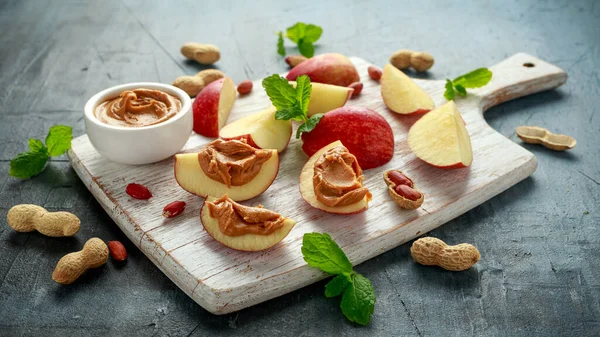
[407,100,473,168]
[289,81,353,116]
[174,149,279,201]
[381,64,434,115]
[301,106,394,169]
[299,140,370,214]
[219,106,292,153]
[286,53,360,87]
[200,196,296,251]
[193,77,236,137]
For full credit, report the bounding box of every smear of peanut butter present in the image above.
[94,88,181,127]
[198,139,272,187]
[207,195,286,236]
[313,145,371,207]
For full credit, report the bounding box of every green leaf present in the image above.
[9,150,49,179]
[298,39,315,58]
[277,31,285,56]
[301,232,353,275]
[295,75,312,116]
[275,102,304,122]
[340,273,376,326]
[296,114,323,139]
[452,68,492,88]
[325,274,351,298]
[286,22,307,43]
[303,24,323,43]
[28,138,45,152]
[444,79,456,101]
[455,84,467,97]
[45,125,72,157]
[262,74,297,111]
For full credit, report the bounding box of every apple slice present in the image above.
[174,148,279,201]
[193,77,236,137]
[407,100,473,168]
[219,106,292,152]
[301,106,394,169]
[286,53,360,87]
[381,64,434,115]
[299,140,370,214]
[289,81,353,116]
[200,196,296,251]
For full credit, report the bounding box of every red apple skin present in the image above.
[193,79,225,137]
[286,53,360,87]
[301,107,394,170]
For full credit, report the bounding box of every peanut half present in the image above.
[181,43,220,64]
[410,237,480,271]
[52,238,109,284]
[516,126,576,151]
[7,204,80,237]
[383,170,424,209]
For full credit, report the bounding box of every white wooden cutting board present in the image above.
[67,53,566,314]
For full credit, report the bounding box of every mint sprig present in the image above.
[276,22,323,58]
[9,125,73,179]
[302,233,376,326]
[262,74,323,138]
[444,68,493,100]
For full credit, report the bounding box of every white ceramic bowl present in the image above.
[84,82,192,165]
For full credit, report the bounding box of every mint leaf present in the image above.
[28,138,45,152]
[444,79,456,100]
[298,39,315,58]
[296,114,323,139]
[340,273,376,326]
[295,75,312,115]
[302,232,353,275]
[325,274,351,298]
[275,102,304,122]
[45,125,72,157]
[277,32,285,56]
[455,84,467,97]
[452,68,492,88]
[303,24,323,43]
[262,74,297,111]
[286,22,306,43]
[9,150,49,179]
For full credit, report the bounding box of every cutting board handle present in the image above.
[475,53,567,111]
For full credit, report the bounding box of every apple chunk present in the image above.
[174,148,279,201]
[299,141,370,214]
[219,106,292,152]
[289,81,353,116]
[193,77,236,137]
[301,106,394,169]
[381,64,434,115]
[286,53,360,87]
[200,196,296,251]
[407,100,473,168]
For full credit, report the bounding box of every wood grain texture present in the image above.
[68,53,565,314]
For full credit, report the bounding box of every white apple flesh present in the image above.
[381,64,434,115]
[289,81,353,116]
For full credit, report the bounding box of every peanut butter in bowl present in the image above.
[94,88,182,128]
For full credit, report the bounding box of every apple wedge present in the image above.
[407,100,473,168]
[200,196,296,251]
[174,147,279,201]
[381,64,434,115]
[299,140,370,214]
[286,53,360,87]
[193,77,236,137]
[289,81,353,116]
[219,106,292,152]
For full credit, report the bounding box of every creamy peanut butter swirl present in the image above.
[207,195,286,236]
[94,88,181,127]
[198,139,272,187]
[313,145,372,207]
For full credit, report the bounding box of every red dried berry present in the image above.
[107,241,128,261]
[126,183,152,200]
[163,201,186,218]
[348,82,363,97]
[368,65,383,81]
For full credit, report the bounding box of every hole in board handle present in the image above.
[523,62,535,68]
